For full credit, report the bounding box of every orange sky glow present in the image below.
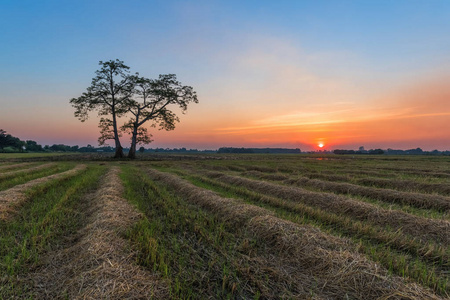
[144,75,450,151]
[3,74,450,151]
[2,2,450,151]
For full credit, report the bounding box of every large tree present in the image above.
[0,129,24,152]
[123,74,198,159]
[70,59,133,158]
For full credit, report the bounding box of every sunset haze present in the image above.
[1,0,449,151]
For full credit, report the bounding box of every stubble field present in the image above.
[0,154,449,299]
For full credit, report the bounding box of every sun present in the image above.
[318,143,324,148]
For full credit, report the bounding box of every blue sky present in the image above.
[1,0,449,150]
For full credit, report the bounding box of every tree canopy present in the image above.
[0,129,24,152]
[124,74,198,158]
[70,59,198,159]
[70,59,134,158]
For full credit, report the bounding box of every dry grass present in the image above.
[0,163,56,180]
[24,166,169,299]
[0,163,33,172]
[249,215,441,300]
[147,168,274,225]
[146,168,442,299]
[0,164,87,220]
[243,170,450,212]
[206,171,450,245]
[371,167,450,178]
[355,177,450,195]
[293,177,450,212]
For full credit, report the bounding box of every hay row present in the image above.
[284,170,450,195]
[0,162,34,172]
[316,167,450,179]
[237,161,450,196]
[242,169,450,212]
[401,171,450,178]
[301,172,450,196]
[0,164,86,220]
[238,161,450,179]
[291,177,450,212]
[147,168,275,226]
[25,166,169,299]
[355,177,450,196]
[0,163,56,180]
[204,171,450,245]
[186,171,449,265]
[372,166,450,177]
[146,168,442,299]
[315,168,394,178]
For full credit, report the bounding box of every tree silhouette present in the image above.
[70,59,133,158]
[124,74,198,159]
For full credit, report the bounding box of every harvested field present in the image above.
[0,164,87,220]
[238,170,450,212]
[199,171,450,245]
[0,162,34,172]
[0,154,448,298]
[355,177,450,195]
[143,168,441,299]
[0,162,56,180]
[23,167,169,299]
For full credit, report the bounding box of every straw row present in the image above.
[356,177,450,195]
[145,168,441,299]
[204,171,450,245]
[0,162,33,172]
[372,166,450,177]
[288,177,450,212]
[25,166,169,299]
[240,169,450,212]
[0,164,86,220]
[182,170,449,265]
[0,163,56,180]
[291,172,450,196]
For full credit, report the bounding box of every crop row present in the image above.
[132,166,441,298]
[156,165,449,294]
[239,170,450,213]
[0,159,448,298]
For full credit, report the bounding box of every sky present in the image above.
[1,0,449,151]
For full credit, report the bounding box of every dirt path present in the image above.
[24,166,169,299]
[0,164,87,220]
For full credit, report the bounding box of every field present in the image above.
[0,154,449,299]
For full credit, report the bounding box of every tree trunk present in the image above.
[127,125,138,159]
[112,109,125,158]
[114,143,124,158]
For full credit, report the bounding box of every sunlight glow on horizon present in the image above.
[1,1,450,151]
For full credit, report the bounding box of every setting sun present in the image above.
[318,143,324,148]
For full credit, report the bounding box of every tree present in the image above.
[0,129,11,151]
[124,74,198,159]
[0,129,23,152]
[70,59,133,158]
[25,140,43,152]
[139,146,145,153]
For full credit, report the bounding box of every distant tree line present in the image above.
[333,149,384,155]
[142,147,215,153]
[333,147,450,155]
[218,147,301,154]
[2,130,449,155]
